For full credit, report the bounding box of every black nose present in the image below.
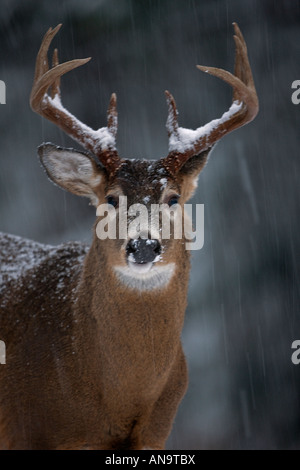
[126,238,161,264]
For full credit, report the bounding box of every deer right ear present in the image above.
[38,143,105,206]
[176,148,212,202]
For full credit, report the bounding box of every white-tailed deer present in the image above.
[0,23,258,450]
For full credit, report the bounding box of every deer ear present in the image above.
[178,148,213,201]
[38,143,105,207]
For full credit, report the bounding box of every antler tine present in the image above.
[33,24,61,83]
[165,90,179,140]
[51,48,60,99]
[233,23,255,92]
[162,23,259,176]
[30,24,122,176]
[107,93,118,138]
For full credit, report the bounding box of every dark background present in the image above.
[0,0,299,449]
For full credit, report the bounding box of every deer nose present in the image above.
[126,239,161,264]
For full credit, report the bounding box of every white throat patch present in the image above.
[114,263,175,291]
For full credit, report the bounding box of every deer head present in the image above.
[30,23,258,288]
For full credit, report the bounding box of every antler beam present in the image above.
[30,24,122,175]
[162,22,259,175]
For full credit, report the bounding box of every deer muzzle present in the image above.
[126,238,161,272]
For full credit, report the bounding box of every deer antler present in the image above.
[162,23,259,175]
[30,24,122,176]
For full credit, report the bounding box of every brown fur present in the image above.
[0,149,210,450]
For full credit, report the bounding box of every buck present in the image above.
[0,23,258,450]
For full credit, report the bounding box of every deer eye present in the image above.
[167,195,180,207]
[106,195,119,208]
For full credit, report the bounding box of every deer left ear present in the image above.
[38,143,106,207]
[177,148,212,201]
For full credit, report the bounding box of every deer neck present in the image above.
[74,235,190,383]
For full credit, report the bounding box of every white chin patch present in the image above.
[114,262,175,291]
[127,261,153,274]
